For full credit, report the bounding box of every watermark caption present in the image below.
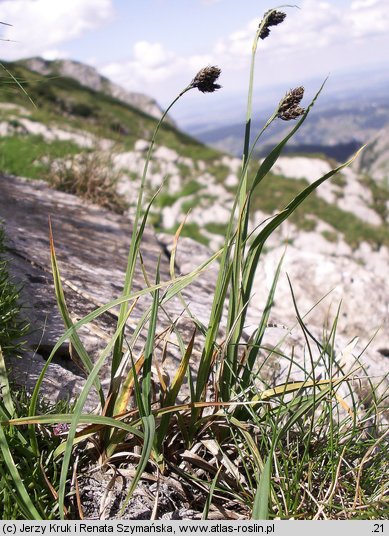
[0,521,386,536]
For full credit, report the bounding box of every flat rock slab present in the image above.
[0,174,211,407]
[1,174,387,420]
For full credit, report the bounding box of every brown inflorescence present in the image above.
[190,66,222,93]
[278,86,305,121]
[259,10,287,40]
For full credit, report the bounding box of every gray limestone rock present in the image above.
[0,175,204,408]
[19,57,174,125]
[0,175,387,420]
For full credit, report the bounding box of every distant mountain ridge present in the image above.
[190,74,389,161]
[17,57,174,125]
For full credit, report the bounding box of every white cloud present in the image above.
[214,19,257,61]
[351,0,378,8]
[2,0,385,105]
[41,49,69,61]
[348,0,389,37]
[0,0,113,60]
[133,41,172,69]
[212,0,388,60]
[98,0,388,101]
[100,41,214,99]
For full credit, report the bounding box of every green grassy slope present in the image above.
[0,61,219,160]
[1,60,388,250]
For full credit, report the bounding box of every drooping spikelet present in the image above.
[278,86,305,121]
[190,66,222,93]
[259,10,287,40]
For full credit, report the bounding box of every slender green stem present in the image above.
[223,14,268,400]
[111,86,192,382]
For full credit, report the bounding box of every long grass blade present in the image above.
[113,354,145,417]
[156,329,196,452]
[243,146,365,314]
[111,89,190,378]
[202,467,222,520]
[0,61,37,108]
[252,454,272,520]
[28,249,218,418]
[0,346,15,417]
[2,412,143,437]
[240,251,285,392]
[142,258,161,416]
[0,424,43,519]
[48,218,104,402]
[57,308,135,518]
[26,219,106,456]
[119,414,156,515]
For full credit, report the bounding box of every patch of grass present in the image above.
[332,172,348,188]
[298,216,317,232]
[0,61,221,162]
[154,191,177,208]
[176,161,193,179]
[45,152,129,214]
[67,101,97,119]
[155,180,203,209]
[204,222,229,235]
[307,198,388,250]
[0,135,80,179]
[0,226,28,356]
[322,230,339,243]
[128,171,139,182]
[207,162,231,183]
[363,175,389,224]
[181,197,200,213]
[0,227,76,520]
[181,179,203,197]
[165,221,209,246]
[0,389,74,520]
[251,172,389,249]
[164,129,221,161]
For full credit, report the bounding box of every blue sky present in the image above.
[1,0,388,126]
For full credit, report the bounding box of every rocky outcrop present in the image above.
[273,157,383,225]
[1,175,387,419]
[0,175,216,409]
[19,57,174,124]
[352,124,389,182]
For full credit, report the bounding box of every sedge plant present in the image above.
[1,7,387,520]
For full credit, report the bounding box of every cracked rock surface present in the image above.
[0,174,387,419]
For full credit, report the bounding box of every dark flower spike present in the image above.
[278,86,304,112]
[190,66,222,93]
[278,105,305,121]
[278,86,305,121]
[259,27,271,40]
[259,9,287,39]
[266,10,287,26]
